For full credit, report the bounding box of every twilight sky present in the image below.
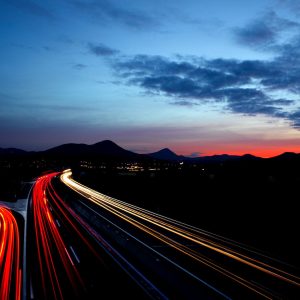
[1,0,300,157]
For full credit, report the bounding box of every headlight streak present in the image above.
[61,170,300,299]
[73,192,230,300]
[88,197,271,299]
[0,207,22,300]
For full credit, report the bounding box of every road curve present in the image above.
[61,170,300,299]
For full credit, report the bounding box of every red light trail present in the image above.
[31,172,110,299]
[32,173,84,300]
[0,207,21,300]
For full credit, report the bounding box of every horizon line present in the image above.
[1,139,299,159]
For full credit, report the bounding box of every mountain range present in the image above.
[0,140,299,162]
[43,140,138,158]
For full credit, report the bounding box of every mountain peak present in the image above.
[92,140,116,146]
[0,147,27,155]
[158,148,176,154]
[241,154,261,160]
[90,140,134,156]
[44,140,136,158]
[148,148,180,161]
[271,152,300,160]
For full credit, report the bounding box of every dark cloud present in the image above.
[138,75,199,97]
[72,0,159,30]
[262,72,300,92]
[235,21,276,47]
[232,10,300,96]
[234,11,299,48]
[88,43,119,56]
[208,59,282,79]
[115,55,194,76]
[4,0,55,20]
[233,9,300,70]
[113,53,300,128]
[274,34,300,67]
[287,109,300,128]
[171,100,199,107]
[223,88,281,115]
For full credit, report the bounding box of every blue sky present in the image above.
[1,0,300,156]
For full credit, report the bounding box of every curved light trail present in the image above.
[32,173,85,300]
[0,206,22,300]
[61,169,300,299]
[32,172,166,299]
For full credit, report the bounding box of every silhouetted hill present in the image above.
[241,154,262,160]
[44,143,89,155]
[90,140,137,156]
[147,148,257,163]
[148,148,184,161]
[195,154,241,163]
[148,150,263,163]
[269,152,300,161]
[1,141,300,165]
[44,140,140,159]
[0,148,28,155]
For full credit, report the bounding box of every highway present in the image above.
[0,206,22,300]
[1,170,300,299]
[29,172,155,299]
[61,169,300,299]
